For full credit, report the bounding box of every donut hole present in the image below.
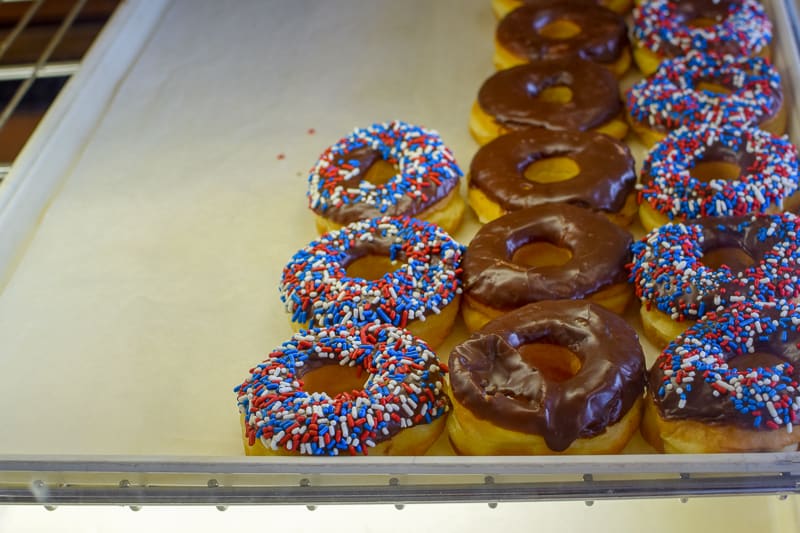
[511,240,573,268]
[363,159,397,186]
[339,147,398,187]
[689,160,742,183]
[346,255,405,280]
[523,156,580,183]
[702,246,755,274]
[301,364,366,398]
[676,1,729,28]
[538,19,581,40]
[695,80,734,96]
[686,17,720,28]
[518,342,582,383]
[530,85,573,104]
[728,351,786,372]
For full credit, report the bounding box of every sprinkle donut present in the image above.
[642,301,800,453]
[632,0,772,76]
[307,121,465,235]
[234,323,450,456]
[280,216,464,349]
[638,124,799,232]
[627,52,785,147]
[629,214,800,347]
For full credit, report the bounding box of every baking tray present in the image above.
[0,0,800,506]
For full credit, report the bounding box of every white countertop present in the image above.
[0,497,798,533]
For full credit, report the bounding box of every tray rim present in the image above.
[1,0,800,505]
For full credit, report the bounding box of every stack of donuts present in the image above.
[233,0,800,457]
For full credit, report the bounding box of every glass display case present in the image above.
[0,0,799,511]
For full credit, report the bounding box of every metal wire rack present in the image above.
[0,0,102,181]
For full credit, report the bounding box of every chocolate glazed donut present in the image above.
[477,61,622,132]
[496,3,629,64]
[463,203,632,309]
[449,300,646,452]
[469,129,635,214]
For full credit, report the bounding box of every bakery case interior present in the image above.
[2,0,800,508]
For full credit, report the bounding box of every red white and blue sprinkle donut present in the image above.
[629,213,800,347]
[280,216,464,349]
[642,301,800,453]
[627,52,785,147]
[234,323,450,456]
[638,124,799,232]
[307,120,465,235]
[632,0,772,76]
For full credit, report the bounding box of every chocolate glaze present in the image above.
[320,148,458,226]
[497,3,629,64]
[641,216,783,312]
[449,300,645,451]
[649,310,800,429]
[463,203,632,309]
[477,61,622,132]
[469,129,635,213]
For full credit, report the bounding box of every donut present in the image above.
[307,121,465,235]
[467,128,637,225]
[632,0,772,76]
[494,3,631,77]
[629,214,800,349]
[492,0,633,19]
[280,216,464,349]
[461,203,632,333]
[637,124,800,233]
[642,301,800,453]
[627,52,786,148]
[234,323,450,456]
[448,300,646,455]
[470,61,628,145]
